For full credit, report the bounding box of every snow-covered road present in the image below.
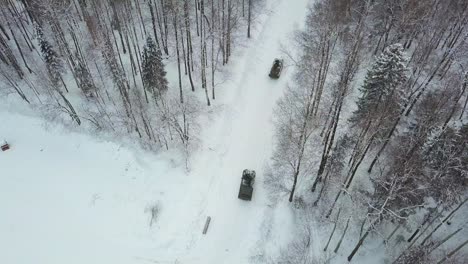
[164,0,311,262]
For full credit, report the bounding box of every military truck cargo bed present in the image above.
[238,183,253,201]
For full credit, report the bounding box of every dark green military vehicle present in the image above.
[269,58,283,79]
[238,169,256,201]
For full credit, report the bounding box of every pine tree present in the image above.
[74,54,96,97]
[37,26,63,87]
[34,24,80,124]
[352,43,408,123]
[142,36,168,101]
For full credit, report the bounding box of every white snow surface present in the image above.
[0,0,311,263]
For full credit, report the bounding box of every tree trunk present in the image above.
[148,0,161,49]
[288,169,299,202]
[221,0,226,64]
[334,217,350,253]
[173,11,184,103]
[326,189,342,219]
[324,208,341,251]
[226,0,232,62]
[180,24,188,75]
[436,239,468,264]
[345,135,375,189]
[57,89,81,125]
[184,0,195,91]
[211,0,215,99]
[195,0,200,36]
[9,26,32,73]
[405,49,452,116]
[442,73,466,129]
[430,227,463,253]
[460,91,468,119]
[367,112,403,173]
[313,170,329,205]
[156,0,169,55]
[247,0,251,38]
[348,227,371,261]
[385,224,401,244]
[420,198,468,246]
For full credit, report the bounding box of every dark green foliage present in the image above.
[37,25,63,86]
[74,54,95,97]
[142,37,168,100]
[352,43,408,124]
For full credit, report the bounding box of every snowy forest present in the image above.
[0,0,265,156]
[0,0,467,263]
[267,0,468,263]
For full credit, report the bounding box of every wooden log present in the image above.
[203,216,211,235]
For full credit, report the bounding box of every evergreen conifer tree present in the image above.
[352,43,408,123]
[142,37,168,100]
[74,55,95,97]
[37,27,63,87]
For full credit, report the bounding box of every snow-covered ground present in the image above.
[0,110,188,264]
[0,0,310,263]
